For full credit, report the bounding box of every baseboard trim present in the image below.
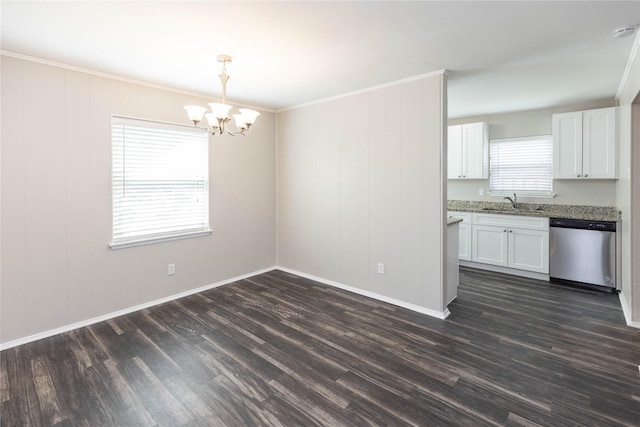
[0,266,278,351]
[275,266,450,320]
[459,260,549,281]
[618,291,640,329]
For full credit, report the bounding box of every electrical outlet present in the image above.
[168,263,176,276]
[377,263,385,274]
[479,188,485,196]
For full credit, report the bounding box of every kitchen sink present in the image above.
[480,206,544,213]
[481,207,515,212]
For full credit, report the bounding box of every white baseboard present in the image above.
[275,266,450,320]
[0,266,278,351]
[618,291,640,329]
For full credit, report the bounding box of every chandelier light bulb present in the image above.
[184,105,207,125]
[233,114,248,131]
[209,103,233,120]
[204,113,219,129]
[239,108,260,125]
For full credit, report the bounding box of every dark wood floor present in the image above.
[2,267,640,426]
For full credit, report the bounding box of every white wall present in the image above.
[616,36,640,324]
[277,73,448,314]
[0,55,277,346]
[448,102,618,206]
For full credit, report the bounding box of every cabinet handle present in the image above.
[577,174,581,177]
[503,229,507,232]
[584,174,588,177]
[509,229,512,233]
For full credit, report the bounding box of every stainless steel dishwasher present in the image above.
[549,218,617,290]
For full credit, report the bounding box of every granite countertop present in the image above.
[447,200,621,222]
[447,216,463,225]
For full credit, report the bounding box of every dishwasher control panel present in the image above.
[549,218,616,232]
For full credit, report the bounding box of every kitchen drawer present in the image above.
[472,213,549,231]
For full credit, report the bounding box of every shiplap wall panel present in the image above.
[89,76,124,317]
[422,76,447,308]
[1,56,27,340]
[327,100,342,282]
[368,88,387,296]
[208,117,277,279]
[64,70,94,324]
[385,86,403,302]
[339,96,359,287]
[400,81,425,304]
[0,55,276,346]
[355,93,370,291]
[23,62,68,335]
[277,73,446,313]
[274,108,303,270]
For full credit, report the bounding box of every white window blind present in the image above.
[111,116,210,248]
[490,135,553,195]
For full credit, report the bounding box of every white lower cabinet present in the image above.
[446,222,459,305]
[448,212,472,261]
[472,225,508,266]
[471,213,549,274]
[458,223,472,261]
[508,227,549,273]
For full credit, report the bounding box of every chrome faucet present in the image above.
[504,193,518,209]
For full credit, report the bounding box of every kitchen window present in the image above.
[489,135,553,196]
[110,116,210,248]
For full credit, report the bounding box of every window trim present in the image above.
[488,190,557,199]
[109,115,211,249]
[109,230,212,250]
[489,135,555,198]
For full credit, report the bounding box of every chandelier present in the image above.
[184,55,260,136]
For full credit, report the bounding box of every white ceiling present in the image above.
[2,1,639,118]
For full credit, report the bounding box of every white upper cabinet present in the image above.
[552,112,583,178]
[583,108,618,179]
[553,107,617,179]
[447,125,463,179]
[448,122,488,179]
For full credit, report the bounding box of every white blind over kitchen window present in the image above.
[490,135,553,195]
[111,116,210,248]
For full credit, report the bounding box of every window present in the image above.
[111,116,210,248]
[489,135,553,196]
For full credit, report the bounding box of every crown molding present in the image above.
[0,50,275,113]
[278,69,447,113]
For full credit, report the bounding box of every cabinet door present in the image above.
[462,122,488,179]
[583,107,617,179]
[472,225,508,267]
[458,223,472,261]
[508,228,549,273]
[447,125,463,179]
[553,112,583,179]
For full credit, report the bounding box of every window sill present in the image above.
[109,229,212,249]
[488,192,557,199]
